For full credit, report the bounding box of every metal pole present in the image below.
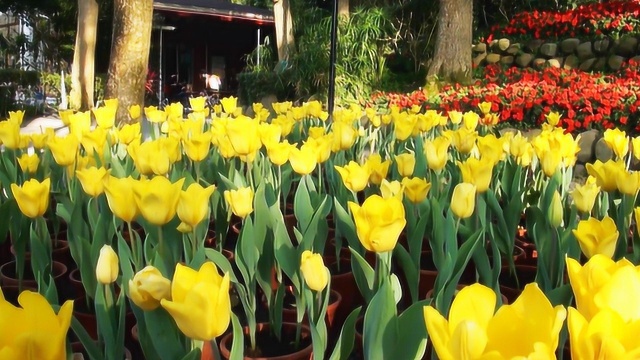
[257,28,261,68]
[159,28,164,107]
[327,0,339,116]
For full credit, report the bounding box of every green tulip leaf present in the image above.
[363,280,397,360]
[349,247,375,302]
[328,306,362,360]
[395,299,430,360]
[229,313,244,360]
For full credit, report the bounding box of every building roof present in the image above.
[154,0,274,24]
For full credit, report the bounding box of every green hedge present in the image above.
[237,70,294,106]
[0,69,40,87]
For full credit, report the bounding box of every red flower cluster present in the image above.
[488,0,640,40]
[369,60,640,134]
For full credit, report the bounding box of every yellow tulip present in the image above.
[478,101,492,115]
[335,161,371,192]
[633,136,640,160]
[189,97,206,113]
[573,216,619,259]
[545,111,562,126]
[146,108,167,123]
[183,131,212,162]
[177,183,216,228]
[220,96,238,114]
[258,123,282,149]
[395,153,416,178]
[103,98,118,109]
[572,181,600,214]
[17,153,39,174]
[29,129,53,150]
[451,182,476,219]
[457,157,494,193]
[616,170,640,196]
[128,266,172,311]
[129,104,141,121]
[165,102,184,121]
[7,110,24,124]
[393,113,418,141]
[306,135,333,163]
[348,194,406,253]
[93,105,116,129]
[603,128,629,160]
[509,132,534,167]
[401,177,431,204]
[10,178,50,218]
[305,100,328,120]
[568,307,640,360]
[161,262,231,341]
[103,176,139,223]
[116,122,141,145]
[289,145,318,175]
[446,128,477,154]
[300,250,329,292]
[225,116,261,159]
[0,120,21,149]
[540,149,563,177]
[424,136,450,172]
[267,140,294,166]
[0,289,73,360]
[462,111,479,130]
[308,126,326,139]
[272,114,296,137]
[273,101,293,114]
[224,187,254,218]
[69,111,91,141]
[448,110,463,125]
[75,166,110,197]
[380,179,404,200]
[424,282,565,360]
[96,245,119,285]
[477,134,506,165]
[365,154,391,185]
[586,160,625,193]
[549,190,564,227]
[330,121,357,152]
[133,177,186,225]
[128,139,173,176]
[47,134,79,166]
[566,255,640,322]
[81,127,108,159]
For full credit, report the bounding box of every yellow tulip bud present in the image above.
[451,183,476,219]
[616,170,640,196]
[289,145,318,175]
[161,262,231,340]
[183,132,212,162]
[300,250,329,292]
[603,128,629,160]
[267,141,294,166]
[540,149,563,177]
[225,116,261,158]
[395,153,416,178]
[348,194,406,253]
[446,128,478,154]
[96,245,119,285]
[545,111,561,126]
[572,216,619,259]
[462,111,479,130]
[76,167,110,197]
[177,183,216,228]
[330,121,357,152]
[104,176,139,223]
[0,120,22,149]
[457,157,494,193]
[220,96,238,114]
[424,137,450,172]
[548,191,564,227]
[10,178,50,218]
[571,182,600,214]
[128,266,172,311]
[17,153,39,174]
[93,105,116,129]
[335,161,371,192]
[189,97,206,113]
[128,104,141,120]
[365,154,391,185]
[401,177,431,204]
[224,187,254,218]
[47,134,79,166]
[478,101,492,115]
[133,177,186,226]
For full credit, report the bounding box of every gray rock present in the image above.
[593,38,611,55]
[594,137,614,162]
[608,55,626,71]
[615,36,638,57]
[506,43,521,55]
[473,43,487,53]
[547,58,562,68]
[631,55,640,64]
[573,163,588,181]
[593,57,607,71]
[498,38,511,52]
[533,58,547,69]
[260,94,279,113]
[579,58,597,71]
[564,55,580,70]
[577,129,599,163]
[524,129,542,140]
[560,38,581,54]
[576,42,594,60]
[486,53,502,64]
[473,52,487,67]
[501,55,515,65]
[516,53,535,67]
[539,43,558,58]
[526,39,545,53]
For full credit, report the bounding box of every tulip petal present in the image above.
[449,284,496,333]
[450,320,488,360]
[171,263,198,303]
[424,306,453,360]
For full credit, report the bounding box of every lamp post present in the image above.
[156,25,176,107]
[327,0,339,117]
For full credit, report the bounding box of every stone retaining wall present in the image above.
[473,36,640,71]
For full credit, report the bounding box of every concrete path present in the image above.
[19,115,68,136]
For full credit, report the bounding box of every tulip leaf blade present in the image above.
[395,299,430,360]
[229,313,244,360]
[349,247,375,303]
[363,280,397,360]
[393,245,419,302]
[328,306,362,360]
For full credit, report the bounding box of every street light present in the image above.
[155,25,176,107]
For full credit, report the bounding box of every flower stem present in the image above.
[126,221,139,271]
[209,338,222,360]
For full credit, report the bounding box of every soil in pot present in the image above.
[0,260,68,291]
[73,295,99,340]
[219,322,312,360]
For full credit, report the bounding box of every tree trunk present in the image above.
[338,0,349,18]
[273,0,295,62]
[427,0,473,85]
[105,0,154,124]
[70,0,98,110]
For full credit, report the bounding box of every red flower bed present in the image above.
[486,0,640,40]
[369,61,640,133]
